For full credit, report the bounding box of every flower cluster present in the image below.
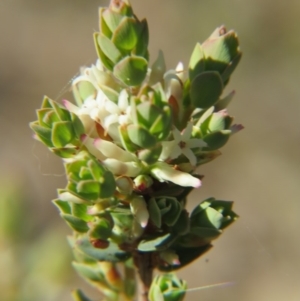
[30,1,242,300]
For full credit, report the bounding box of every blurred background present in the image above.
[1,0,299,300]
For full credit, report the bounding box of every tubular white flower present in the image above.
[64,84,132,144]
[94,138,137,162]
[80,135,106,161]
[151,162,201,188]
[102,158,141,177]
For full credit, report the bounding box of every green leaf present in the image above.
[119,125,139,152]
[210,200,238,229]
[52,199,71,214]
[134,19,149,57]
[158,245,212,272]
[51,99,71,121]
[159,197,182,227]
[72,289,94,301]
[97,33,122,64]
[94,32,114,71]
[189,43,205,81]
[138,233,175,251]
[112,17,138,50]
[30,122,53,147]
[41,95,52,109]
[89,218,113,240]
[189,226,221,240]
[148,198,162,228]
[42,110,60,127]
[74,81,96,105]
[99,170,116,198]
[72,262,103,282]
[203,130,231,150]
[149,274,187,301]
[71,203,91,222]
[37,108,52,128]
[189,71,223,109]
[99,84,119,103]
[137,144,162,165]
[127,124,157,148]
[52,147,79,158]
[190,198,214,218]
[171,210,190,236]
[77,180,101,199]
[136,102,172,140]
[149,50,166,85]
[195,150,221,165]
[102,9,123,33]
[52,121,75,148]
[113,56,148,86]
[208,111,227,132]
[202,29,240,75]
[221,52,242,84]
[75,235,130,262]
[61,214,89,233]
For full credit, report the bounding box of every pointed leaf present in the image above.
[149,50,166,85]
[30,122,53,147]
[52,199,71,214]
[61,214,89,233]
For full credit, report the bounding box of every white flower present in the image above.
[63,88,131,143]
[159,122,207,166]
[151,162,201,188]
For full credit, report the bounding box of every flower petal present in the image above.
[159,140,177,160]
[182,147,197,166]
[172,127,181,142]
[182,122,193,141]
[187,138,207,148]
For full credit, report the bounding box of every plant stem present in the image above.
[134,252,154,301]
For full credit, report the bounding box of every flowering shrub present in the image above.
[30,1,242,300]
